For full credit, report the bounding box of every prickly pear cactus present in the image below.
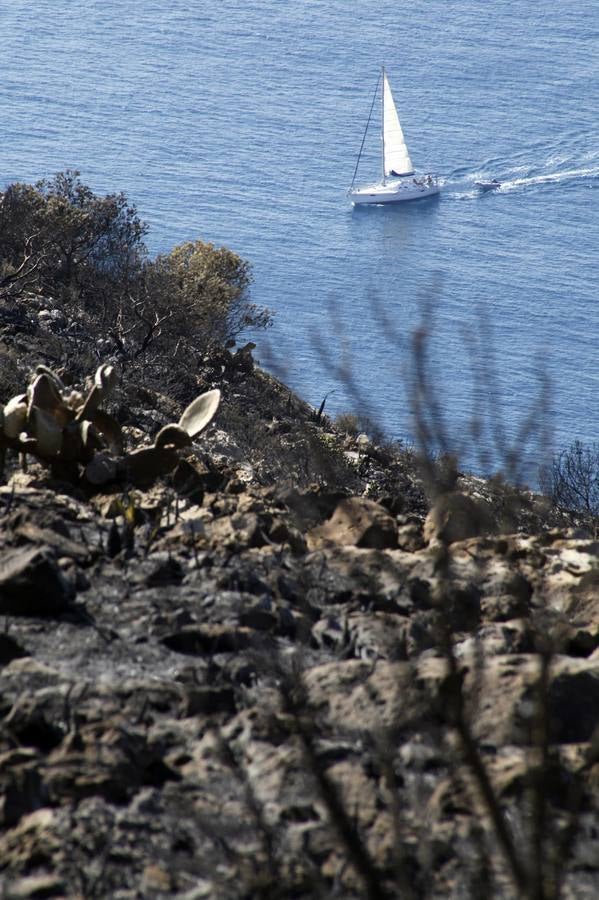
[0,365,221,489]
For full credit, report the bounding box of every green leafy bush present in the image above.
[0,170,146,307]
[138,239,272,355]
[0,171,271,369]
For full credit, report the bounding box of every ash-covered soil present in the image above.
[1,307,598,899]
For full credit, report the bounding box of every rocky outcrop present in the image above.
[0,452,598,898]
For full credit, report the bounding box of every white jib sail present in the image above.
[383,72,414,177]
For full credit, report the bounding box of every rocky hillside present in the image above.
[0,304,598,898]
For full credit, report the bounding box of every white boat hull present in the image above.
[349,177,440,205]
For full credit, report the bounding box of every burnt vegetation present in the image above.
[540,440,599,532]
[0,170,272,396]
[0,172,598,899]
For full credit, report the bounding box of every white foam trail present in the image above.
[500,165,599,191]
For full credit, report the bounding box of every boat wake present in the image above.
[493,164,599,192]
[441,149,599,199]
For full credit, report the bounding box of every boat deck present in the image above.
[349,176,440,204]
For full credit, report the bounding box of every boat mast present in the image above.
[348,70,382,192]
[381,65,386,184]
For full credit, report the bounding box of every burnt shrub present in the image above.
[0,172,271,387]
[540,440,599,520]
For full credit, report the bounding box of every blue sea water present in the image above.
[1,0,599,480]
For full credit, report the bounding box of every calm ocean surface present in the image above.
[2,1,598,480]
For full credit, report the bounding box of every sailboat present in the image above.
[348,67,440,204]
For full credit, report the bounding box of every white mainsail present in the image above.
[348,66,439,204]
[382,71,414,177]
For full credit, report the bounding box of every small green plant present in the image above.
[335,411,362,437]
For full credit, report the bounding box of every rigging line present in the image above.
[349,70,382,191]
